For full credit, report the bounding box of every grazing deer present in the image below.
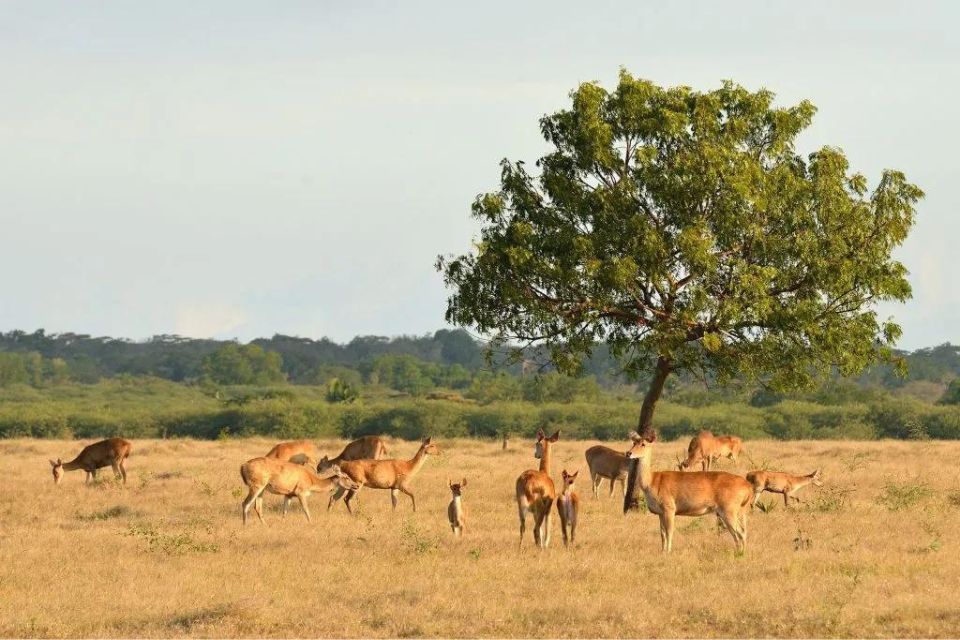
[50,438,132,485]
[678,430,743,471]
[746,469,823,507]
[584,444,630,498]
[447,478,467,537]
[557,469,580,547]
[239,457,360,524]
[516,429,559,550]
[265,440,321,467]
[316,435,389,473]
[328,437,440,513]
[626,430,753,553]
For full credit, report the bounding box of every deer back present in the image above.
[650,470,753,515]
[585,445,628,478]
[76,438,131,468]
[265,440,320,464]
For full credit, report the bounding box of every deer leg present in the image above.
[255,495,265,524]
[591,473,600,499]
[399,483,416,512]
[783,491,791,508]
[570,509,577,545]
[608,477,616,498]
[558,508,568,547]
[343,489,356,514]
[282,496,291,517]
[111,461,121,481]
[91,468,99,481]
[119,459,128,484]
[85,471,92,484]
[390,488,399,511]
[517,501,528,550]
[657,514,668,552]
[543,502,553,548]
[241,487,261,525]
[297,494,312,523]
[327,486,345,511]
[662,510,675,553]
[532,508,545,549]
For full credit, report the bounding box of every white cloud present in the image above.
[174,302,248,339]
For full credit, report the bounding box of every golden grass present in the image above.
[2,437,960,637]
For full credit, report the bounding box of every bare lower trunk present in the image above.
[624,356,672,513]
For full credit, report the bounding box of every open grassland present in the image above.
[2,438,960,637]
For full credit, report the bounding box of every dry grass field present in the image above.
[2,436,960,638]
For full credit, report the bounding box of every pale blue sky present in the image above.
[1,1,956,349]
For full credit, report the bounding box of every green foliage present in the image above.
[939,378,960,405]
[201,344,285,385]
[439,70,922,419]
[876,478,934,511]
[0,351,70,387]
[326,377,359,403]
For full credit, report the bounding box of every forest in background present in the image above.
[1,328,959,441]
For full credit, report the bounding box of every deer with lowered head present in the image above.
[327,437,440,513]
[746,469,822,507]
[557,468,580,547]
[678,430,743,471]
[239,457,360,524]
[316,435,389,474]
[516,428,560,550]
[50,438,132,485]
[447,478,467,537]
[626,430,753,553]
[584,443,630,498]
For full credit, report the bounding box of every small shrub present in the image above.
[77,505,133,521]
[876,478,933,511]
[810,485,854,512]
[125,523,219,555]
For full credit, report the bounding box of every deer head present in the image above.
[448,477,467,497]
[561,468,579,492]
[421,437,441,456]
[534,429,560,459]
[328,464,361,492]
[809,469,824,487]
[49,458,64,485]
[625,430,657,460]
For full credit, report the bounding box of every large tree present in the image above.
[437,70,922,511]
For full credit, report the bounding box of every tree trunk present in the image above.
[623,356,672,513]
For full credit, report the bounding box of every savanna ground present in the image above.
[1,437,959,638]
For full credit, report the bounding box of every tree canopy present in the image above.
[437,70,922,509]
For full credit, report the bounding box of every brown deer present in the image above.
[678,430,743,471]
[746,469,823,507]
[316,435,389,473]
[557,469,580,547]
[239,457,360,524]
[584,444,630,498]
[447,478,467,537]
[516,428,559,550]
[50,438,132,485]
[265,440,321,466]
[626,430,753,553]
[327,437,440,513]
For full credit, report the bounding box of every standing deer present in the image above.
[447,478,467,537]
[557,468,580,547]
[516,429,559,550]
[50,438,132,485]
[584,444,630,498]
[265,440,322,467]
[746,469,823,507]
[327,437,440,513]
[678,430,743,471]
[239,457,360,524]
[626,430,753,553]
[316,435,389,473]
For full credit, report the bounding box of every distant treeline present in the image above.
[1,328,960,406]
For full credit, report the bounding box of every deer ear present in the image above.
[49,459,57,467]
[424,437,432,445]
[536,428,545,440]
[461,478,467,488]
[57,458,62,465]
[549,430,560,442]
[628,431,643,442]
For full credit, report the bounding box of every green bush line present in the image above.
[2,386,959,441]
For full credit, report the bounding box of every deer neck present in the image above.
[538,443,552,474]
[62,457,84,471]
[636,450,654,491]
[406,446,428,476]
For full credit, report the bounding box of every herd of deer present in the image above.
[48,429,823,553]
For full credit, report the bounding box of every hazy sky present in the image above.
[1,1,956,349]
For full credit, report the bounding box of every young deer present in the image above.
[746,469,823,507]
[557,469,580,547]
[626,430,753,553]
[516,429,559,550]
[265,440,322,467]
[447,478,467,537]
[328,437,440,513]
[584,444,630,498]
[50,438,132,485]
[239,457,360,524]
[678,430,743,471]
[316,436,389,473]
